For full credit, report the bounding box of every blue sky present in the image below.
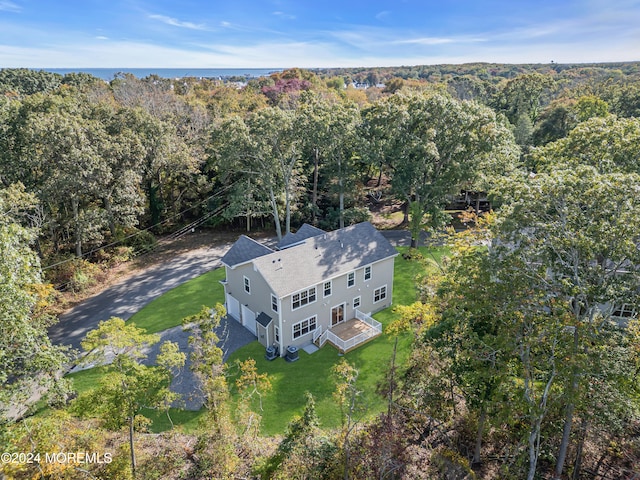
[0,0,638,68]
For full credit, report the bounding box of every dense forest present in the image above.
[2,62,640,479]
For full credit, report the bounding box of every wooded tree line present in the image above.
[2,63,640,479]
[1,64,639,269]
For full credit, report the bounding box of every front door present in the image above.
[331,303,345,326]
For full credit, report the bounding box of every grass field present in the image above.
[128,267,226,334]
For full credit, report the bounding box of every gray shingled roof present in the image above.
[253,222,397,298]
[276,223,326,249]
[256,312,273,327]
[220,235,274,267]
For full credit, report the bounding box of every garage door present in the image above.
[241,304,257,336]
[226,293,240,322]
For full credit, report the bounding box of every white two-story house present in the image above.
[220,222,397,356]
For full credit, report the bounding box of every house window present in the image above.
[364,265,372,281]
[243,276,251,294]
[323,281,332,298]
[275,326,279,343]
[353,296,361,309]
[374,285,387,303]
[292,287,317,310]
[613,303,636,318]
[347,272,355,288]
[293,316,317,339]
[271,294,278,313]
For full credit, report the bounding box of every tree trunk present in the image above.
[129,416,136,479]
[71,196,82,258]
[376,161,383,187]
[472,407,487,467]
[246,178,252,232]
[269,187,283,241]
[572,420,587,480]
[339,183,345,230]
[554,328,580,480]
[103,195,117,238]
[527,421,540,480]
[408,197,422,249]
[147,179,162,231]
[523,340,556,480]
[554,400,575,479]
[284,184,291,236]
[312,148,320,225]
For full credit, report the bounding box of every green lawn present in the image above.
[226,246,448,435]
[66,366,205,434]
[129,267,226,334]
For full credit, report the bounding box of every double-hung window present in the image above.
[613,303,636,318]
[323,281,332,298]
[271,294,278,313]
[292,316,317,339]
[364,265,372,281]
[292,287,317,310]
[374,285,387,303]
[243,276,251,294]
[353,296,361,309]
[347,272,355,288]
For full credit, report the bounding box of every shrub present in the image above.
[44,256,101,292]
[121,229,157,255]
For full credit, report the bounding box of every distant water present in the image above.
[41,68,281,81]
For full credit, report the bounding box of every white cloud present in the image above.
[0,1,21,12]
[272,11,296,20]
[95,36,109,40]
[395,37,462,46]
[148,14,207,30]
[0,36,637,69]
[375,11,390,20]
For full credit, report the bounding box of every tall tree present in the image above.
[491,73,555,127]
[210,108,305,240]
[492,166,640,478]
[298,93,361,228]
[76,317,184,479]
[531,115,640,174]
[0,184,70,425]
[368,90,517,247]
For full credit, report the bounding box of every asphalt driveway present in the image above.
[48,241,233,351]
[142,315,257,410]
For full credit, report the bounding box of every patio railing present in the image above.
[325,310,383,353]
[354,309,383,332]
[313,326,329,347]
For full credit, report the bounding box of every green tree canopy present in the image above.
[0,184,70,425]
